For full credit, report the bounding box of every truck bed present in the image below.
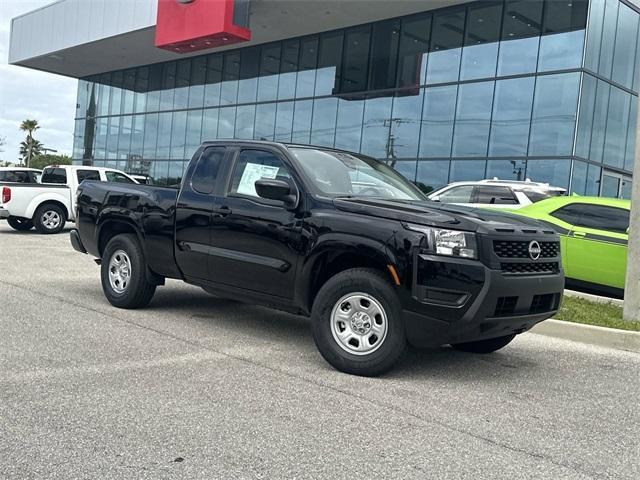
[76,181,181,279]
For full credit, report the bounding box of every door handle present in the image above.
[212,206,232,217]
[572,231,586,238]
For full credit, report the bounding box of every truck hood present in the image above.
[332,197,549,233]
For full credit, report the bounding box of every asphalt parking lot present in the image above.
[0,223,638,479]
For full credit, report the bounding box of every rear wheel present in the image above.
[33,204,66,234]
[7,217,33,231]
[101,233,156,309]
[312,268,406,376]
[451,334,516,354]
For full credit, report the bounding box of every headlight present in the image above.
[403,223,478,259]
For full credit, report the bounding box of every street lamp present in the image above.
[41,148,58,154]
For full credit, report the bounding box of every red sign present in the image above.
[156,0,251,53]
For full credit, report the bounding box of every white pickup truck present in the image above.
[0,165,137,234]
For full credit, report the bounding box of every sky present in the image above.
[0,0,77,163]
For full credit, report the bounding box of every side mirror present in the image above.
[255,178,297,208]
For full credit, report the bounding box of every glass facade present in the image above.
[73,0,640,198]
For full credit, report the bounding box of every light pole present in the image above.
[41,148,58,155]
[623,98,640,323]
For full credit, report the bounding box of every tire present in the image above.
[311,268,406,377]
[101,233,156,309]
[7,217,34,231]
[33,203,66,234]
[451,334,516,354]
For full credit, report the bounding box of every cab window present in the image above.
[473,186,518,205]
[77,170,101,183]
[229,149,293,200]
[437,185,474,203]
[41,168,67,184]
[105,171,135,184]
[191,146,226,194]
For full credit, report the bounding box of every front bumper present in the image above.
[403,255,564,347]
[0,207,9,219]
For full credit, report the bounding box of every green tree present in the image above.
[19,119,40,167]
[29,153,72,171]
[19,139,43,163]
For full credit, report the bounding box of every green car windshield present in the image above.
[289,147,426,201]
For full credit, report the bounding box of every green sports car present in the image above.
[513,196,630,296]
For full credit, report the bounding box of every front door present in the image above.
[208,147,302,300]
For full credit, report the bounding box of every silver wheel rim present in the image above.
[41,210,61,230]
[108,249,131,294]
[330,292,388,356]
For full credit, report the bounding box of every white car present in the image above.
[427,178,566,209]
[0,165,137,234]
[0,167,42,184]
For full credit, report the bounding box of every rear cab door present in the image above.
[175,145,230,281]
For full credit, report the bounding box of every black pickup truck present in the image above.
[71,141,564,376]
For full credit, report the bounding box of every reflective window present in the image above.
[229,149,292,199]
[174,59,191,110]
[254,103,277,141]
[360,96,392,158]
[188,57,207,110]
[621,179,632,199]
[334,97,365,152]
[599,0,619,78]
[238,47,259,104]
[369,20,400,90]
[449,160,487,182]
[297,37,318,98]
[170,111,187,159]
[390,90,423,158]
[122,69,136,114]
[185,110,203,155]
[143,113,159,159]
[77,170,101,182]
[221,52,240,105]
[278,40,299,100]
[292,100,313,144]
[603,86,631,169]
[311,97,338,147]
[538,0,587,72]
[498,0,543,76]
[589,80,611,162]
[419,85,456,157]
[585,0,606,72]
[460,2,502,80]
[529,73,580,156]
[202,109,219,142]
[147,65,162,112]
[570,160,588,195]
[397,14,430,88]
[274,102,294,142]
[612,3,640,89]
[342,25,371,93]
[426,8,465,84]
[235,105,256,139]
[486,160,527,181]
[575,73,597,159]
[258,44,281,102]
[453,81,494,157]
[218,106,237,138]
[489,77,534,157]
[315,31,343,96]
[526,159,571,189]
[204,55,223,107]
[417,160,451,194]
[625,99,638,171]
[159,63,176,111]
[388,160,417,182]
[586,164,602,195]
[134,67,148,114]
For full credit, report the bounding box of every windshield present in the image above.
[289,148,425,201]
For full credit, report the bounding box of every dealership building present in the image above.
[8,0,640,197]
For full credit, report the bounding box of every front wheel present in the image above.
[311,268,406,377]
[33,203,66,234]
[451,334,516,354]
[7,217,33,231]
[101,233,156,309]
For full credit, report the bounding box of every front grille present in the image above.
[501,262,560,275]
[493,240,559,259]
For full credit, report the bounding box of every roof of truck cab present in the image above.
[0,166,41,172]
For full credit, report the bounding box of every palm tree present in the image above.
[20,139,43,163]
[19,119,40,167]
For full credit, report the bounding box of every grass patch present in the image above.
[555,296,640,332]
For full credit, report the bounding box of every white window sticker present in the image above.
[236,163,280,196]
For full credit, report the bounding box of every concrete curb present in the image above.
[564,289,624,307]
[530,319,640,354]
